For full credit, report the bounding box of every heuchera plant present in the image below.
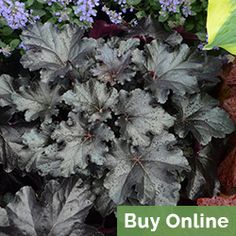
[0,21,234,234]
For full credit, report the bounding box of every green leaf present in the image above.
[127,0,141,5]
[158,14,169,22]
[185,22,195,31]
[0,39,6,48]
[0,26,13,36]
[9,39,20,50]
[196,32,207,41]
[205,0,236,54]
[135,11,147,19]
[31,9,47,17]
[25,0,34,7]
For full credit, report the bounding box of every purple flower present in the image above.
[198,34,219,51]
[159,0,183,13]
[102,6,122,24]
[55,9,70,22]
[198,43,204,51]
[114,0,133,14]
[19,42,26,50]
[0,0,29,29]
[159,0,192,17]
[182,5,191,17]
[74,0,100,24]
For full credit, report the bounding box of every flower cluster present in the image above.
[159,0,192,17]
[0,0,29,29]
[101,0,134,24]
[182,3,192,17]
[54,9,70,22]
[74,0,100,23]
[114,0,133,13]
[0,0,135,30]
[102,5,122,24]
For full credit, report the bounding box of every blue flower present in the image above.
[74,0,100,24]
[0,0,29,29]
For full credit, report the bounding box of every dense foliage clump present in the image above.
[0,20,234,234]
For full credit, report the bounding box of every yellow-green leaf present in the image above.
[205,0,236,54]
